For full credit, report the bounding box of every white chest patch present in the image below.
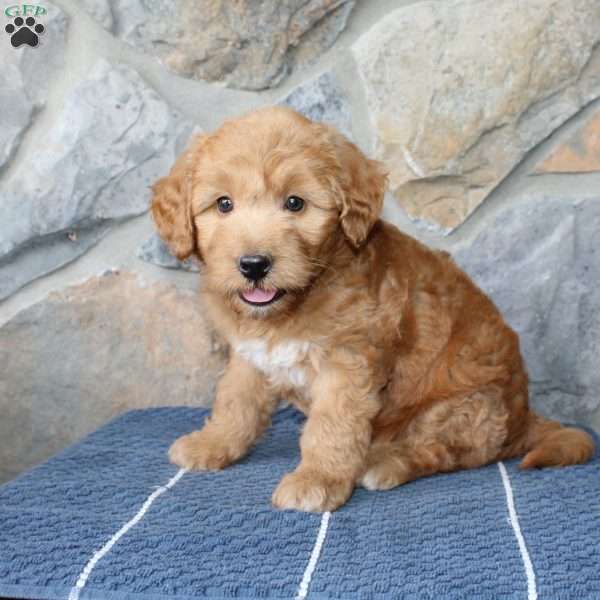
[234,339,311,389]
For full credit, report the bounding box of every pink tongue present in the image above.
[242,288,277,303]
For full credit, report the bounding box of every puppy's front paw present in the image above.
[272,468,353,513]
[168,430,233,471]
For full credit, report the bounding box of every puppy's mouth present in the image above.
[239,287,286,307]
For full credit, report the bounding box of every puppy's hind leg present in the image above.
[359,441,452,491]
[359,388,509,491]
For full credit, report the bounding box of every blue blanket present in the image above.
[0,407,598,600]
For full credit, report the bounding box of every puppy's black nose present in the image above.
[239,254,272,281]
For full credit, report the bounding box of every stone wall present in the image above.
[1,0,599,482]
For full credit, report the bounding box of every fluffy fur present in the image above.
[152,106,595,513]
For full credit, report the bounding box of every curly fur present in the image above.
[152,106,595,513]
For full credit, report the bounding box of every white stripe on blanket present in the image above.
[498,462,537,600]
[296,511,331,599]
[67,468,187,600]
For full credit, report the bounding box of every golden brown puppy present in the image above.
[152,106,595,513]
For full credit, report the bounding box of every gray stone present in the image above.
[453,196,600,424]
[0,65,34,170]
[0,271,226,483]
[137,233,200,272]
[286,2,355,86]
[575,199,600,422]
[281,70,352,138]
[0,2,68,168]
[0,59,193,300]
[13,3,69,106]
[80,0,114,30]
[83,0,356,90]
[353,0,600,231]
[0,225,110,300]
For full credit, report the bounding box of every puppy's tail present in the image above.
[519,414,595,469]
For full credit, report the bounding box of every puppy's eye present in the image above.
[216,196,233,213]
[284,196,305,212]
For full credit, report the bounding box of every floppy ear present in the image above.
[331,132,387,248]
[151,137,203,261]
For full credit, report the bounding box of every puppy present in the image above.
[152,106,595,512]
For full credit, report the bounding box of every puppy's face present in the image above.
[152,107,386,318]
[191,112,341,316]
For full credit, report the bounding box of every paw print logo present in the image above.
[5,16,45,48]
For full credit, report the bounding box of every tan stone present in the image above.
[352,0,600,231]
[84,0,356,91]
[535,109,600,173]
[0,271,226,482]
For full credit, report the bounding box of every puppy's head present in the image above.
[151,107,386,317]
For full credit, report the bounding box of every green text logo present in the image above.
[4,4,46,17]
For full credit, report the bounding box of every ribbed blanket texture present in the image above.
[0,406,598,600]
